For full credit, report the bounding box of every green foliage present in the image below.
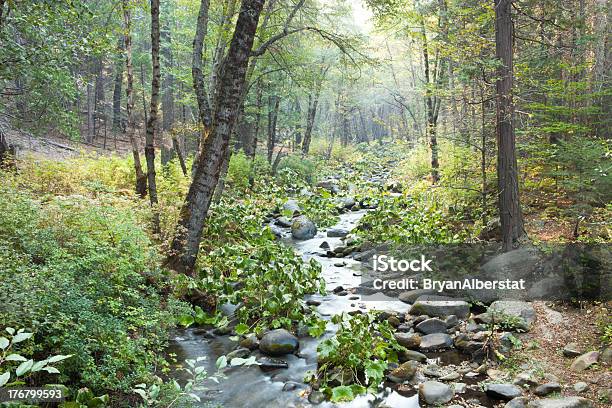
[356,195,463,245]
[276,154,318,185]
[313,312,405,401]
[0,184,187,397]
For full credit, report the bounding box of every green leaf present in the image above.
[178,314,195,327]
[5,328,14,335]
[30,360,48,372]
[43,366,60,374]
[330,385,354,402]
[12,332,33,344]
[47,354,72,363]
[216,356,227,370]
[5,354,27,362]
[234,323,249,335]
[0,337,9,350]
[0,372,10,387]
[16,359,34,376]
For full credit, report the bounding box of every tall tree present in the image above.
[145,0,161,231]
[495,0,524,250]
[123,0,147,197]
[166,0,266,274]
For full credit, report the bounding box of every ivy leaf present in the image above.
[234,323,249,335]
[178,314,195,327]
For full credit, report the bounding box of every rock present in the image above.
[487,300,536,331]
[291,216,317,240]
[282,381,303,391]
[338,196,356,209]
[416,318,448,334]
[535,383,561,396]
[419,333,453,351]
[332,285,344,293]
[409,300,470,319]
[226,347,250,360]
[513,372,538,388]
[570,351,599,371]
[423,364,443,378]
[398,349,428,363]
[526,397,593,408]
[596,389,610,401]
[308,390,326,405]
[573,382,589,393]
[316,180,340,194]
[418,381,454,405]
[388,315,401,327]
[506,397,529,408]
[600,347,612,364]
[319,241,330,249]
[562,342,583,357]
[387,361,419,383]
[394,332,421,349]
[333,261,346,267]
[479,217,501,240]
[440,372,460,381]
[445,315,459,327]
[276,216,293,228]
[259,329,299,356]
[306,299,321,306]
[282,199,301,214]
[327,227,349,238]
[453,383,467,394]
[399,289,436,304]
[258,357,289,370]
[240,333,259,350]
[269,224,283,238]
[485,384,523,400]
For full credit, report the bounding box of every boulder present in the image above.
[600,347,612,364]
[416,318,448,334]
[394,332,421,349]
[418,381,454,405]
[258,357,289,370]
[282,199,301,214]
[485,383,523,400]
[419,333,453,351]
[513,372,538,388]
[259,329,299,356]
[562,342,583,358]
[398,349,428,363]
[486,300,536,331]
[573,382,589,393]
[399,289,436,304]
[570,351,599,371]
[409,300,470,319]
[291,216,317,240]
[387,361,419,383]
[535,383,561,396]
[526,397,593,408]
[327,228,349,238]
[506,397,529,408]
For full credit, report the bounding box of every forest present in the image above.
[0,0,610,407]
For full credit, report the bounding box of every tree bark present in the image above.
[112,38,125,132]
[166,0,265,274]
[146,0,161,232]
[161,1,175,164]
[495,0,524,251]
[267,94,280,163]
[123,0,147,197]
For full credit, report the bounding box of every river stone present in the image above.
[416,318,448,334]
[409,300,470,319]
[453,383,467,394]
[398,289,436,304]
[291,216,317,240]
[570,351,599,371]
[316,180,339,194]
[440,371,460,381]
[308,390,326,405]
[327,227,349,237]
[418,381,454,405]
[258,357,289,370]
[535,383,561,396]
[562,342,583,357]
[276,216,293,228]
[394,332,421,349]
[338,196,356,209]
[387,361,419,383]
[600,347,611,364]
[226,347,250,360]
[259,329,299,356]
[399,349,428,363]
[485,383,523,400]
[506,397,529,408]
[282,199,301,214]
[487,300,536,331]
[526,397,593,408]
[419,333,453,351]
[239,333,259,350]
[445,315,459,327]
[513,372,538,388]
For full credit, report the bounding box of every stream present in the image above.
[168,209,484,407]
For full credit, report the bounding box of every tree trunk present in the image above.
[112,38,125,132]
[495,0,524,251]
[421,22,440,184]
[166,0,265,274]
[161,2,175,164]
[146,0,161,232]
[123,0,147,197]
[172,134,188,176]
[267,94,279,163]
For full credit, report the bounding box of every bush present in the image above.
[276,154,318,185]
[0,183,187,397]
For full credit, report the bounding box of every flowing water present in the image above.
[168,210,424,407]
